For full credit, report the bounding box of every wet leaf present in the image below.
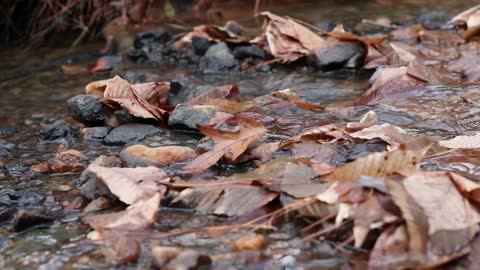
[186,84,242,105]
[84,192,161,232]
[323,149,422,182]
[345,111,378,132]
[439,132,480,149]
[86,75,170,121]
[184,115,267,172]
[447,52,480,82]
[177,24,251,50]
[449,5,480,39]
[261,11,325,62]
[88,165,169,205]
[349,124,413,149]
[103,237,140,264]
[174,185,277,217]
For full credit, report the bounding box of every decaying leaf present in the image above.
[48,149,88,173]
[174,185,277,217]
[261,11,325,62]
[176,24,251,50]
[323,149,423,182]
[449,4,480,39]
[345,111,378,132]
[447,52,480,82]
[186,84,242,105]
[86,75,170,121]
[349,124,413,149]
[184,115,267,172]
[88,165,169,205]
[439,132,480,149]
[84,192,161,232]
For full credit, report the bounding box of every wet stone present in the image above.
[307,40,367,70]
[39,120,76,141]
[134,28,172,49]
[192,36,214,55]
[200,42,239,73]
[0,126,16,138]
[112,110,143,125]
[233,45,266,59]
[67,95,111,125]
[168,104,222,130]
[419,11,447,30]
[103,124,164,146]
[77,155,121,200]
[12,210,53,232]
[81,126,111,141]
[0,189,44,207]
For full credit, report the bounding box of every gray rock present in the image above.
[67,95,111,125]
[419,11,447,30]
[233,45,266,59]
[307,40,367,70]
[77,155,121,200]
[168,104,222,130]
[200,42,239,73]
[103,124,164,145]
[112,109,142,125]
[0,126,16,138]
[81,126,111,140]
[40,120,76,140]
[192,36,214,55]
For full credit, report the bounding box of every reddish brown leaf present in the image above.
[84,192,161,231]
[186,84,241,105]
[449,5,480,39]
[88,165,169,205]
[184,115,267,172]
[119,145,197,167]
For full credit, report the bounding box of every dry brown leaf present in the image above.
[176,24,251,50]
[439,132,480,149]
[447,52,480,82]
[174,185,277,217]
[88,165,169,205]
[119,145,197,167]
[329,24,387,45]
[186,84,242,105]
[323,149,422,182]
[86,75,170,121]
[183,115,267,172]
[449,172,480,203]
[349,124,413,149]
[449,5,480,39]
[233,234,267,251]
[261,11,325,63]
[84,192,161,231]
[345,111,378,132]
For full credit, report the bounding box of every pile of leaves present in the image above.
[57,4,480,269]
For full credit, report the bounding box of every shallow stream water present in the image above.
[1,0,480,269]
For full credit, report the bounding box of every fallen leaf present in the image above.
[449,4,480,39]
[48,149,88,173]
[84,192,161,231]
[439,132,480,149]
[88,165,169,205]
[323,149,422,182]
[103,237,140,264]
[261,11,325,63]
[186,84,242,105]
[184,115,267,172]
[447,52,480,82]
[174,185,277,217]
[119,145,197,167]
[176,24,251,51]
[345,110,378,132]
[349,124,413,149]
[86,75,170,121]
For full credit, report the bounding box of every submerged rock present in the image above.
[0,126,16,138]
[307,40,367,70]
[192,36,214,55]
[103,124,164,145]
[200,42,239,73]
[168,104,222,130]
[81,126,111,141]
[233,45,266,59]
[67,95,111,125]
[120,145,197,167]
[40,120,76,141]
[12,210,53,231]
[78,155,121,200]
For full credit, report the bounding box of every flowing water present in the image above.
[1,0,480,269]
